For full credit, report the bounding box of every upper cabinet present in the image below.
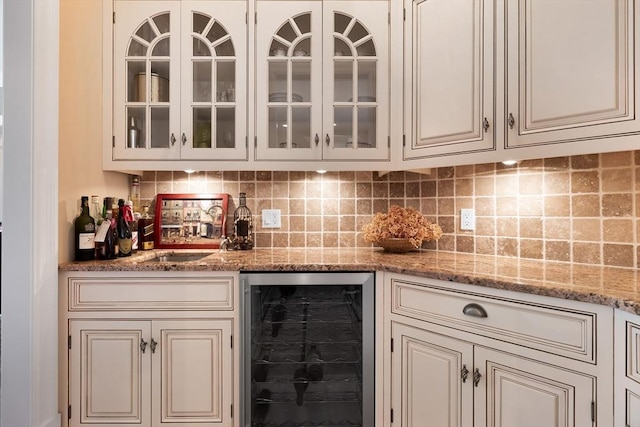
[254,0,390,162]
[404,0,640,167]
[110,0,248,164]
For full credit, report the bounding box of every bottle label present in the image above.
[132,231,139,250]
[142,241,155,250]
[78,233,95,250]
[94,222,110,243]
[119,238,132,255]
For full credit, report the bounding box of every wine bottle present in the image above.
[126,200,138,254]
[271,300,287,337]
[254,388,272,423]
[138,206,155,250]
[117,199,132,257]
[74,196,96,261]
[253,348,273,383]
[292,367,309,406]
[306,344,324,381]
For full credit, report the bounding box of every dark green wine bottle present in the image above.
[117,199,132,257]
[74,196,96,261]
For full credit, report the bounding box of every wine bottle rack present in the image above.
[249,284,366,427]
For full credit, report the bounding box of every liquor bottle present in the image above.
[127,116,139,148]
[129,176,141,214]
[306,344,324,381]
[96,197,117,259]
[74,196,96,261]
[117,199,132,257]
[138,206,155,250]
[126,200,138,253]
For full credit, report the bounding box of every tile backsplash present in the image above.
[140,150,640,269]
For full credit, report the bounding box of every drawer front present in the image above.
[391,278,596,363]
[67,276,234,311]
[627,320,640,384]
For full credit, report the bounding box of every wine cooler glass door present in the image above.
[241,272,375,427]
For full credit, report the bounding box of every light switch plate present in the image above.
[262,209,281,228]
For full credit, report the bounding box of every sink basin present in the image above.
[142,253,211,263]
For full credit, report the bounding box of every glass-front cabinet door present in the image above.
[113,1,246,161]
[255,0,389,162]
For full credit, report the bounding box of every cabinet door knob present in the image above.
[325,133,331,146]
[461,364,469,383]
[508,113,515,129]
[315,133,320,146]
[483,117,490,133]
[140,338,148,353]
[150,338,158,354]
[473,368,482,387]
[462,303,488,318]
[181,133,187,146]
[170,133,177,146]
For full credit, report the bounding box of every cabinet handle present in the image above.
[473,368,482,387]
[325,133,330,146]
[461,364,469,383]
[483,117,490,133]
[181,133,187,146]
[150,338,158,354]
[462,303,487,318]
[507,113,515,129]
[170,133,177,146]
[140,338,148,353]
[315,133,319,146]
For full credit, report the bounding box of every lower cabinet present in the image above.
[615,309,640,427]
[69,319,232,427]
[392,323,594,427]
[385,272,613,427]
[59,271,239,427]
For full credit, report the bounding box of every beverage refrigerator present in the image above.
[241,272,375,427]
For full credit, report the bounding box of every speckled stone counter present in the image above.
[59,248,640,314]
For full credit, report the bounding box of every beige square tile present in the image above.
[545,241,570,262]
[601,169,633,193]
[603,243,634,267]
[572,218,601,241]
[520,217,543,239]
[572,242,601,264]
[603,219,633,243]
[602,193,633,217]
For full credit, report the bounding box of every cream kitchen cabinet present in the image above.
[384,273,614,427]
[58,271,239,427]
[615,309,640,427]
[107,0,248,167]
[403,0,640,167]
[254,0,390,163]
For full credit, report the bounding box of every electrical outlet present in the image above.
[262,209,281,228]
[460,209,475,231]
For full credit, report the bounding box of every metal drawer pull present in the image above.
[170,133,177,146]
[483,117,490,133]
[462,303,487,318]
[181,133,187,145]
[473,368,482,387]
[325,133,331,146]
[461,365,469,383]
[507,113,515,129]
[140,338,148,353]
[150,338,158,354]
[315,133,319,146]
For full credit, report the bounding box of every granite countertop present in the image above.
[59,248,640,314]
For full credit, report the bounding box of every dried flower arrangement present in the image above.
[362,205,443,250]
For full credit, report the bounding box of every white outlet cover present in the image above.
[262,209,281,228]
[460,208,476,231]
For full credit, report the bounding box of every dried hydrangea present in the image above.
[362,205,443,248]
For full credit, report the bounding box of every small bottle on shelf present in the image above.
[125,200,138,254]
[74,196,96,261]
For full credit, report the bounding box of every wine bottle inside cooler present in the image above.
[270,299,287,337]
[306,344,324,381]
[292,367,309,406]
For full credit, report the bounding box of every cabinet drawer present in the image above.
[67,275,234,311]
[391,278,596,363]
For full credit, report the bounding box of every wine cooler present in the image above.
[241,272,375,427]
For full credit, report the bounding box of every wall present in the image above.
[139,150,640,269]
[58,0,129,263]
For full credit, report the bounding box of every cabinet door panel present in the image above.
[152,319,233,427]
[475,347,594,427]
[391,322,473,427]
[180,2,247,160]
[506,0,640,147]
[69,320,151,427]
[405,0,494,159]
[113,1,182,160]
